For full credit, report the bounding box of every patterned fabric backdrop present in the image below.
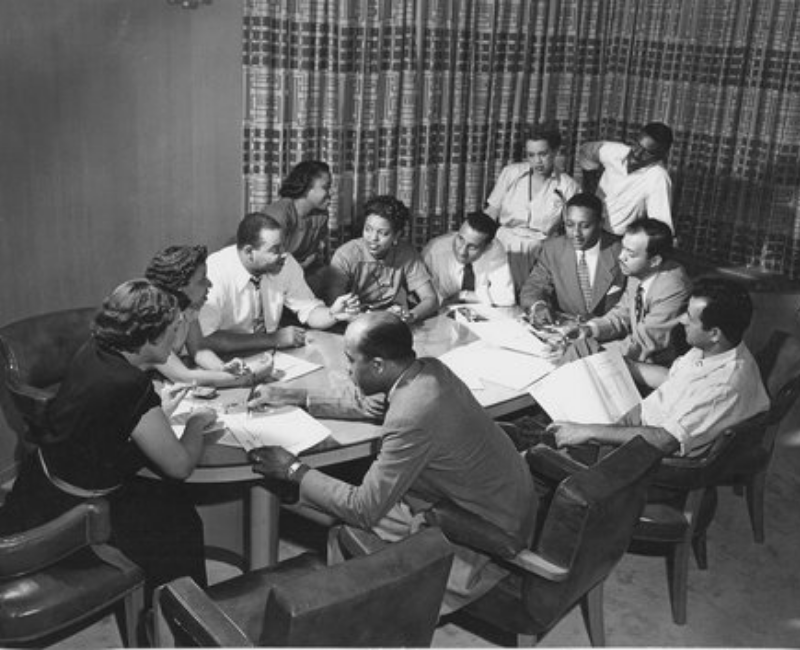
[243,0,800,278]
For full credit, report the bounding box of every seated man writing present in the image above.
[549,278,770,458]
[198,213,360,355]
[248,312,537,613]
[422,211,515,307]
[568,218,691,366]
[520,193,625,322]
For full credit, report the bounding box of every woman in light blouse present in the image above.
[327,195,438,324]
[485,122,580,292]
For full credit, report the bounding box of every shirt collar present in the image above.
[387,360,419,403]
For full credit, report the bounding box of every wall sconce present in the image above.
[166,0,212,8]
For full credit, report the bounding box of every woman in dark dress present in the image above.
[0,279,219,596]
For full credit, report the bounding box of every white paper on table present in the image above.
[528,348,640,424]
[439,341,555,392]
[438,343,486,390]
[219,406,331,454]
[463,319,556,357]
[265,351,322,383]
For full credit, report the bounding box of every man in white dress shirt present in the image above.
[578,122,674,235]
[422,212,515,307]
[198,213,358,354]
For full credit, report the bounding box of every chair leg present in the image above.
[580,582,606,646]
[692,531,708,570]
[666,541,689,625]
[746,472,767,543]
[119,584,145,648]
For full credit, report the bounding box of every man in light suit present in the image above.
[571,218,692,366]
[247,311,536,613]
[520,193,625,322]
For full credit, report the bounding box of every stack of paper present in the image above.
[266,352,322,382]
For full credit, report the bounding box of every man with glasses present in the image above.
[578,122,674,236]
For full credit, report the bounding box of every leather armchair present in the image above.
[0,307,95,438]
[337,437,664,646]
[153,527,453,647]
[629,330,800,625]
[0,498,144,646]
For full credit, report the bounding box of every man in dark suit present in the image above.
[571,218,692,366]
[520,193,625,323]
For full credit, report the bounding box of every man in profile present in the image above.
[198,213,359,354]
[248,311,536,612]
[579,122,674,235]
[520,193,625,323]
[571,218,691,366]
[550,278,769,458]
[422,212,515,307]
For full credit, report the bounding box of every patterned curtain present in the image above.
[243,0,800,278]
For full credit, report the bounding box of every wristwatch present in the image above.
[286,459,305,481]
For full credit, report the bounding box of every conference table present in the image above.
[181,310,541,570]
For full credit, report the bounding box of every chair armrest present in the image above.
[334,524,390,559]
[0,498,111,578]
[526,443,589,485]
[507,549,570,582]
[154,576,254,647]
[423,501,524,559]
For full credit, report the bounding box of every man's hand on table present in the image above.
[275,326,307,348]
[249,446,309,485]
[546,421,596,448]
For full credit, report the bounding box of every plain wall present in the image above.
[0,0,244,480]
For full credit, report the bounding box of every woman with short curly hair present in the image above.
[0,279,219,597]
[327,195,438,324]
[145,245,273,387]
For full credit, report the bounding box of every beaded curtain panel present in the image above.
[243,0,800,279]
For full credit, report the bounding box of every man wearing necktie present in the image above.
[570,218,692,366]
[422,212,515,307]
[198,213,360,355]
[521,193,625,323]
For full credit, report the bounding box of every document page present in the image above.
[463,319,558,358]
[171,402,331,454]
[439,341,555,391]
[261,351,322,383]
[528,348,640,424]
[219,406,331,454]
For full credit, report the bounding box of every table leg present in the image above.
[248,482,280,569]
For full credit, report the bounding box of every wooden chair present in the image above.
[153,527,453,647]
[337,437,664,646]
[629,330,800,625]
[0,499,144,647]
[0,307,95,437]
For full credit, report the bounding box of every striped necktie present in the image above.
[635,285,645,322]
[250,276,266,334]
[577,251,592,311]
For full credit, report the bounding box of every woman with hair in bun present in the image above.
[0,279,218,595]
[326,195,438,324]
[264,160,332,274]
[145,244,273,387]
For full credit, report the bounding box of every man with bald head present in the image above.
[249,311,536,612]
